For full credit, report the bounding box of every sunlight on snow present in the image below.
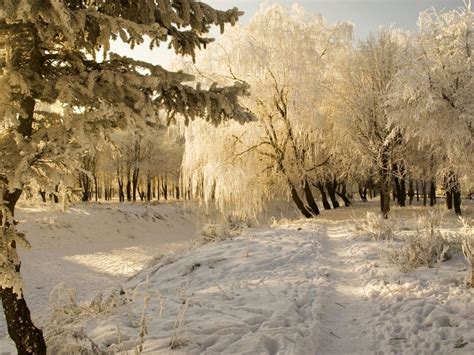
[63,247,155,277]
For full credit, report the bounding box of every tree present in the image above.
[0,1,251,352]
[388,4,473,215]
[181,4,352,218]
[333,30,408,218]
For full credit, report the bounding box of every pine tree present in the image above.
[0,1,250,353]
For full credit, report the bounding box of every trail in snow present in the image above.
[317,223,374,354]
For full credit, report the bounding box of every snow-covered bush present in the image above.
[191,224,233,248]
[356,212,394,241]
[46,283,130,353]
[388,210,450,272]
[459,218,474,286]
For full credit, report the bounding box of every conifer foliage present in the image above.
[0,1,249,353]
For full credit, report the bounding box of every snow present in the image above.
[2,201,471,353]
[0,202,200,352]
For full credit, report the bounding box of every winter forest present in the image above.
[0,0,473,354]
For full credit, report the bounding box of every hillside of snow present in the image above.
[0,202,201,353]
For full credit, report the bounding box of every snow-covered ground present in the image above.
[0,201,473,354]
[0,202,200,353]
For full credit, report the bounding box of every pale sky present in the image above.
[206,0,462,38]
[113,0,464,68]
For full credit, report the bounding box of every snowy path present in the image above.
[317,223,374,354]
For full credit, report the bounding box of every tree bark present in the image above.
[453,190,462,216]
[291,186,313,218]
[422,181,427,206]
[336,183,352,207]
[316,183,332,210]
[380,150,391,219]
[162,176,168,200]
[380,184,390,219]
[394,168,406,207]
[358,184,368,202]
[1,188,46,354]
[146,176,152,202]
[126,171,132,202]
[39,190,46,203]
[429,179,436,206]
[303,180,320,216]
[325,180,340,209]
[408,180,414,205]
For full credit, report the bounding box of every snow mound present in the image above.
[45,224,327,354]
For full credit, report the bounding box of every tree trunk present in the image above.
[336,183,352,207]
[126,171,132,202]
[416,181,420,202]
[291,186,313,218]
[429,179,436,206]
[53,184,59,203]
[94,174,98,202]
[175,185,180,200]
[358,184,368,202]
[303,180,320,216]
[316,183,332,210]
[450,174,462,216]
[453,190,462,216]
[380,150,391,219]
[132,168,139,202]
[380,185,390,219]
[162,176,168,200]
[1,188,46,354]
[422,181,427,206]
[408,180,414,205]
[39,190,46,203]
[394,177,406,206]
[146,177,152,202]
[325,180,340,209]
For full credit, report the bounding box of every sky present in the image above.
[112,0,465,68]
[206,0,463,38]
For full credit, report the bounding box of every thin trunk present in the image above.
[146,176,152,202]
[132,168,139,202]
[380,150,391,219]
[430,179,436,206]
[175,185,180,200]
[416,181,420,202]
[422,181,427,206]
[39,190,46,203]
[303,180,320,216]
[1,186,46,354]
[291,185,313,218]
[316,183,332,210]
[336,183,352,207]
[162,176,168,200]
[126,171,132,202]
[394,177,406,207]
[94,175,98,202]
[408,180,414,205]
[326,180,340,209]
[450,173,462,216]
[454,190,462,216]
[358,184,368,202]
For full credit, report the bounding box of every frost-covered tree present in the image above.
[181,4,352,218]
[0,1,250,352]
[334,30,409,218]
[389,4,473,215]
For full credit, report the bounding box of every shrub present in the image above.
[357,212,394,241]
[388,209,451,272]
